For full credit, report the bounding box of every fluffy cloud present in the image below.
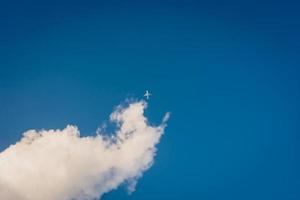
[0,101,169,200]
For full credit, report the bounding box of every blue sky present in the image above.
[0,0,300,199]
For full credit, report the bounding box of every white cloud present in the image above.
[0,101,169,200]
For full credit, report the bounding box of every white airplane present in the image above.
[144,90,151,99]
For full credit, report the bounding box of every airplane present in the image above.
[144,90,151,99]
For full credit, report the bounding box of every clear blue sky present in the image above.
[1,0,300,199]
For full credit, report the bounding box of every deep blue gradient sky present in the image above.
[1,0,300,199]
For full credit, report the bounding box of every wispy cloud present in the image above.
[0,101,169,200]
